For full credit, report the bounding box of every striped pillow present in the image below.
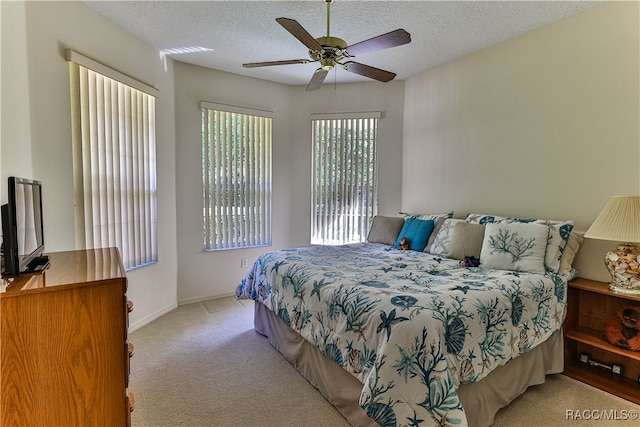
[367,216,405,246]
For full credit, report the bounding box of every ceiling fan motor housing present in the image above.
[311,36,347,70]
[315,36,347,50]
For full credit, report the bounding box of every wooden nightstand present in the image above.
[564,278,640,404]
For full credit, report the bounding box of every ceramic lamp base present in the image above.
[605,243,640,295]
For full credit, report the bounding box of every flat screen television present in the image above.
[2,177,48,276]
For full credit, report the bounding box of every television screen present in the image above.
[14,179,43,264]
[2,177,46,276]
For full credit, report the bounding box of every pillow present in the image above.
[465,213,508,225]
[480,222,549,274]
[424,217,447,253]
[398,211,453,221]
[558,231,584,278]
[367,216,405,246]
[466,213,574,273]
[394,218,435,251]
[428,218,464,256]
[533,219,574,273]
[447,222,486,260]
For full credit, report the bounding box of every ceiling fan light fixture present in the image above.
[320,58,335,71]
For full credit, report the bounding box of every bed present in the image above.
[235,214,579,427]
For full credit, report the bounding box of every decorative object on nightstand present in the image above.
[604,305,640,351]
[584,195,640,295]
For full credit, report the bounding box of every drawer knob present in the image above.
[128,392,135,412]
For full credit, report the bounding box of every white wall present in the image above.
[402,1,639,282]
[5,0,634,318]
[1,1,33,180]
[174,62,295,303]
[173,63,405,303]
[2,0,405,319]
[1,1,178,329]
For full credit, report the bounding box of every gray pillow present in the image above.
[367,216,405,246]
[424,217,447,253]
[558,231,584,278]
[448,222,486,260]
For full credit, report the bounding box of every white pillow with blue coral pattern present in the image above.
[480,222,549,274]
[428,218,464,256]
[466,213,574,273]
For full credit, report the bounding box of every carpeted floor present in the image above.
[129,297,640,427]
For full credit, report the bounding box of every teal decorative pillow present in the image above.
[394,218,435,251]
[466,213,574,273]
[480,222,549,274]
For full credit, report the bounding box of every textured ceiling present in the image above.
[84,0,600,87]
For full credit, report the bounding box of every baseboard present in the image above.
[128,301,178,333]
[128,294,237,332]
[178,291,236,306]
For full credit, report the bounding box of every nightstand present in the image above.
[564,277,640,404]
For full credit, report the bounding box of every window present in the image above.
[201,102,272,251]
[68,50,158,271]
[311,113,379,245]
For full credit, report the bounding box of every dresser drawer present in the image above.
[124,298,134,338]
[125,342,135,387]
[126,391,136,426]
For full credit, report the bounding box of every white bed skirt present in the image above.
[254,301,564,427]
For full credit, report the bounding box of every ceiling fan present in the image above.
[242,0,411,91]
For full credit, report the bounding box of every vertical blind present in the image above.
[311,113,379,245]
[201,102,272,250]
[69,52,158,271]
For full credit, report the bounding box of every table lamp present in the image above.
[584,195,640,295]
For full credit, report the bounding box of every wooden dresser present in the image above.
[1,248,135,426]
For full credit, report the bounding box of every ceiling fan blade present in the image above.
[343,62,396,82]
[276,17,324,52]
[346,29,411,57]
[243,59,310,68]
[306,68,329,91]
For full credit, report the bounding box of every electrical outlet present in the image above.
[240,258,248,268]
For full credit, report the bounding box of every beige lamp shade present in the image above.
[584,196,640,243]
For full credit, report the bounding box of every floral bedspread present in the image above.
[235,243,567,427]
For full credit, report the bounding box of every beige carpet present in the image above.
[130,297,640,427]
